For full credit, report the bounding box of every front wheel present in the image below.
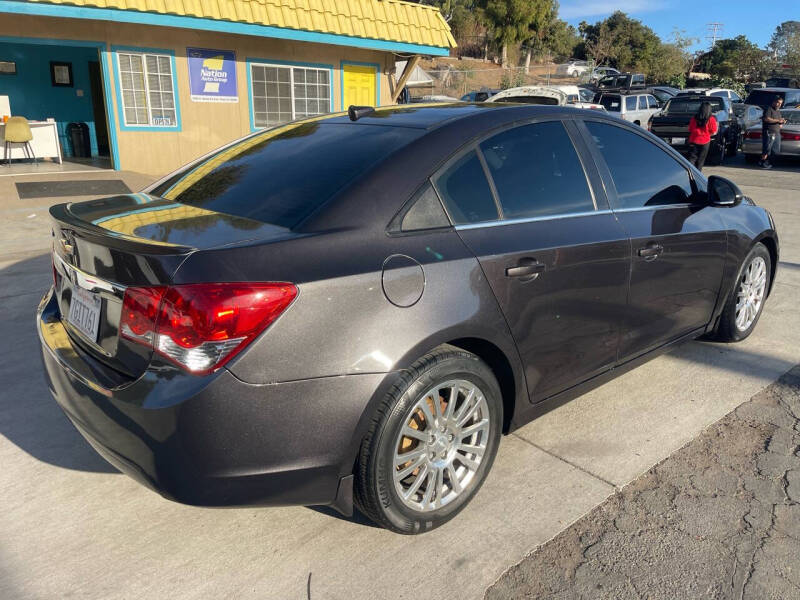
[354,346,502,534]
[715,244,771,342]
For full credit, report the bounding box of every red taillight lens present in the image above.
[781,131,800,141]
[120,282,296,374]
[120,286,166,344]
[744,131,762,139]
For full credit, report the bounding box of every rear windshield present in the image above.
[745,90,784,106]
[598,95,621,111]
[151,122,422,228]
[663,97,725,114]
[493,96,560,105]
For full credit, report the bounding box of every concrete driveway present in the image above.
[1,158,798,600]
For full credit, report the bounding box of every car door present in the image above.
[433,118,630,402]
[577,119,727,360]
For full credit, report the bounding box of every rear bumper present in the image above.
[37,288,382,509]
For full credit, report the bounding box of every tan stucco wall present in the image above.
[3,14,397,177]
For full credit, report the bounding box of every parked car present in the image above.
[744,87,800,110]
[39,104,778,534]
[461,88,500,102]
[733,104,764,147]
[677,88,743,104]
[765,77,799,89]
[742,108,800,162]
[590,66,620,82]
[596,72,646,92]
[648,94,739,164]
[555,60,591,78]
[487,86,606,111]
[647,86,680,106]
[596,92,661,126]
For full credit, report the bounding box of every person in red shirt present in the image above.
[686,101,718,171]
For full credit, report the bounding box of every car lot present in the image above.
[1,157,799,599]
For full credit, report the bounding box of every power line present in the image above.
[706,23,724,48]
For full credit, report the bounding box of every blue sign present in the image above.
[187,48,238,103]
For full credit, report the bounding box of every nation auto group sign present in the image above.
[187,48,238,103]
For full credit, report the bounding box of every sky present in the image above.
[559,0,788,52]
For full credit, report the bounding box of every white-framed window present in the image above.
[250,63,331,128]
[117,51,177,128]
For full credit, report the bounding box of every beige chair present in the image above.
[3,116,37,166]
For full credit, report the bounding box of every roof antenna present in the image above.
[348,105,375,121]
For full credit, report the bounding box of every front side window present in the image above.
[585,121,694,209]
[647,95,659,109]
[479,121,594,219]
[250,63,331,128]
[117,52,177,127]
[434,150,498,225]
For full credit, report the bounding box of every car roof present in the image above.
[758,87,798,92]
[321,103,512,129]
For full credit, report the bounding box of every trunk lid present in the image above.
[50,193,291,378]
[649,115,692,138]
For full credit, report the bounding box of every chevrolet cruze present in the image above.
[39,104,778,534]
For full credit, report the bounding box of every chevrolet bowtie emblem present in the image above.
[59,238,74,255]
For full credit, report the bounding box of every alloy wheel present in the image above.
[735,256,767,331]
[392,379,490,512]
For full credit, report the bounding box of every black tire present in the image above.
[715,244,771,342]
[708,139,726,165]
[354,345,503,534]
[726,134,738,157]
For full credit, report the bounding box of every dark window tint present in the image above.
[151,122,421,228]
[434,150,498,224]
[399,183,451,231]
[599,95,621,111]
[586,121,693,209]
[745,90,785,107]
[647,95,659,109]
[664,97,725,114]
[626,96,637,110]
[479,121,594,219]
[786,91,800,106]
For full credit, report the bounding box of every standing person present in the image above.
[687,101,718,171]
[760,95,786,169]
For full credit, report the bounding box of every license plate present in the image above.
[68,286,102,342]
[670,137,685,145]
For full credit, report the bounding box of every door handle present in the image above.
[637,244,664,260]
[505,262,545,279]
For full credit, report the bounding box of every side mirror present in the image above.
[708,175,743,207]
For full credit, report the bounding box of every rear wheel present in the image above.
[726,133,738,157]
[715,244,771,342]
[354,346,502,534]
[708,139,726,165]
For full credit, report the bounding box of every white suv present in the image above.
[597,92,662,126]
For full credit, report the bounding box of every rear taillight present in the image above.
[121,282,297,375]
[744,131,762,139]
[781,131,800,141]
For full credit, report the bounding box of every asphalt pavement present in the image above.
[0,157,799,599]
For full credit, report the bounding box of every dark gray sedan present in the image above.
[39,104,778,533]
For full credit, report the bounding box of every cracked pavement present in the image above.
[486,365,800,600]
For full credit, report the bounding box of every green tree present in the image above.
[769,21,800,76]
[478,0,551,67]
[698,35,770,80]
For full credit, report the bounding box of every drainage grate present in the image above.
[15,180,132,199]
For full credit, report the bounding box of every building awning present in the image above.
[3,0,456,55]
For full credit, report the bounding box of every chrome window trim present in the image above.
[455,209,613,231]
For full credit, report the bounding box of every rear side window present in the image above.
[398,183,451,232]
[479,121,594,219]
[626,96,637,111]
[151,122,421,228]
[434,150,498,225]
[585,121,694,209]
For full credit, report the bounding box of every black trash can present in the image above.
[66,122,91,158]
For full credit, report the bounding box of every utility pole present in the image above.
[705,22,723,48]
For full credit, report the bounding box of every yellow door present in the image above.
[342,64,377,108]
